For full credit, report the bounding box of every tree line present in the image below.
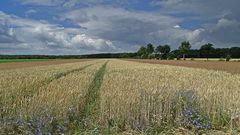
[136,41,240,60]
[0,41,239,59]
[0,53,137,59]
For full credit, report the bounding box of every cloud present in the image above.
[198,18,240,47]
[0,25,18,43]
[71,34,116,51]
[0,12,20,44]
[0,11,118,54]
[150,0,240,48]
[152,0,240,20]
[25,9,37,17]
[63,0,105,8]
[18,0,64,6]
[18,0,139,7]
[2,0,240,54]
[151,0,183,6]
[61,6,205,49]
[174,25,181,29]
[17,0,137,8]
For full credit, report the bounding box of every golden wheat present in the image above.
[20,61,104,117]
[0,60,101,117]
[1,59,239,134]
[100,60,240,131]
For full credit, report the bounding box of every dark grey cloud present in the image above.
[198,18,240,48]
[57,1,240,50]
[152,0,240,16]
[61,6,203,50]
[0,27,18,43]
[150,0,240,45]
[0,15,20,44]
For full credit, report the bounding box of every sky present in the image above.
[0,0,240,55]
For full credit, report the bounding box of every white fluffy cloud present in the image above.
[71,34,116,51]
[25,9,37,17]
[0,11,118,54]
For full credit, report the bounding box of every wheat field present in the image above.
[0,59,239,134]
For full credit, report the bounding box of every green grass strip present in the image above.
[80,62,108,129]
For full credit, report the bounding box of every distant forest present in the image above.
[0,41,240,59]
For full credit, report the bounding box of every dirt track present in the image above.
[128,59,240,74]
[0,59,89,70]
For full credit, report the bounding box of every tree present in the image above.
[179,41,191,60]
[230,47,240,58]
[146,43,154,54]
[226,55,231,61]
[200,43,214,60]
[155,45,164,58]
[155,45,171,59]
[137,46,147,58]
[167,52,175,60]
[163,45,171,55]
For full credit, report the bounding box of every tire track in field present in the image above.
[3,63,96,117]
[22,63,94,98]
[80,61,108,130]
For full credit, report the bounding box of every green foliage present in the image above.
[214,110,231,129]
[219,58,225,61]
[226,55,231,61]
[230,47,240,58]
[119,53,137,58]
[146,43,154,54]
[145,122,169,134]
[148,54,155,59]
[179,41,191,53]
[155,45,164,53]
[167,53,175,60]
[164,45,171,54]
[155,45,171,59]
[177,55,181,60]
[137,46,147,58]
[141,54,148,59]
[1,45,240,59]
[155,45,170,54]
[200,43,214,60]
[179,41,191,60]
[137,43,155,59]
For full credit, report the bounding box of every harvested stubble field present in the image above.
[128,59,240,74]
[0,59,240,134]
